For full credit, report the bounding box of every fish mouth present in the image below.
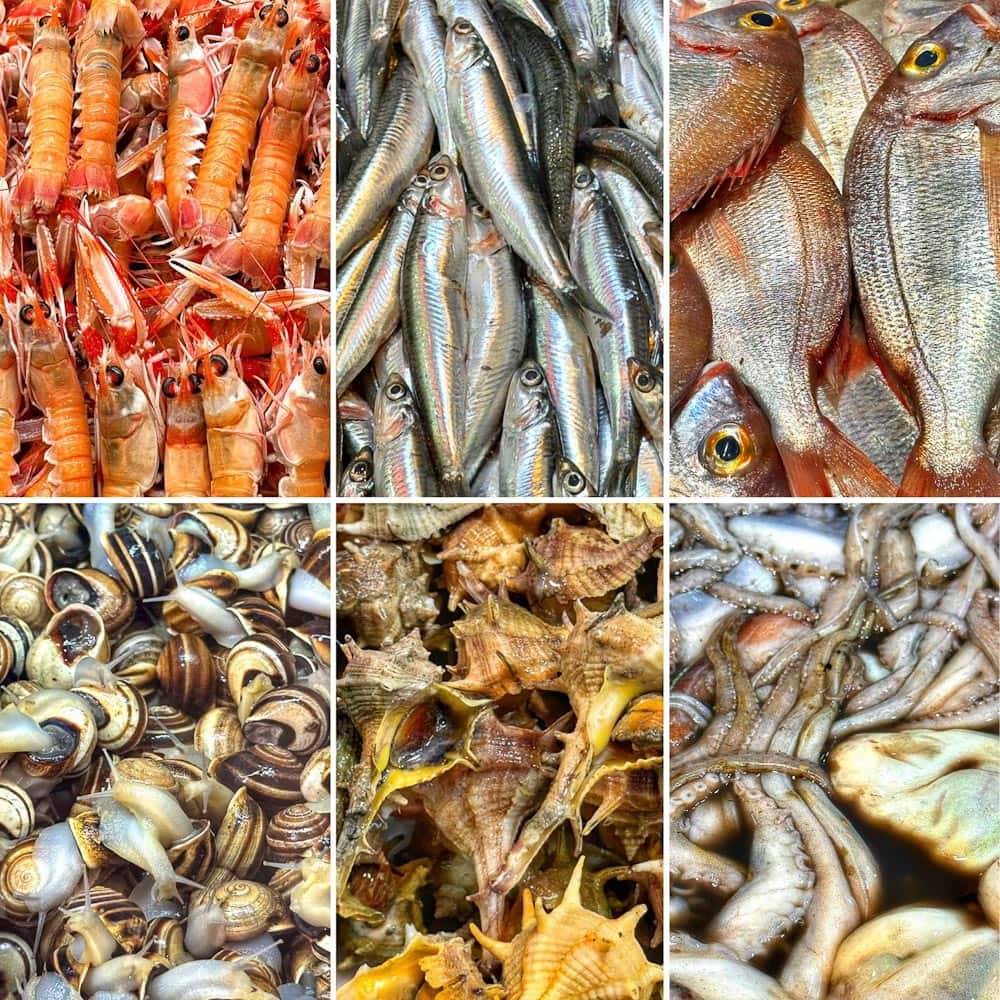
[670,25,741,58]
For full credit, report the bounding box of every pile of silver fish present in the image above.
[670,502,999,1000]
[669,0,1000,498]
[336,0,664,497]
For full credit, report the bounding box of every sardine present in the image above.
[670,360,790,497]
[636,432,663,496]
[669,242,712,411]
[670,2,803,217]
[528,273,600,491]
[336,58,434,262]
[675,136,895,496]
[578,127,663,209]
[374,374,438,496]
[570,163,648,495]
[402,0,456,157]
[615,36,663,148]
[463,203,526,481]
[623,0,665,95]
[553,456,595,496]
[337,176,427,395]
[845,3,1000,495]
[629,357,663,458]
[338,390,375,459]
[339,445,375,496]
[343,0,387,140]
[498,360,560,495]
[335,218,388,325]
[401,154,468,495]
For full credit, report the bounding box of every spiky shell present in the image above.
[418,936,504,1000]
[582,504,664,542]
[449,595,568,698]
[339,504,484,541]
[471,858,662,1000]
[511,520,661,616]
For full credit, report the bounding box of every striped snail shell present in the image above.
[194,706,246,763]
[255,542,298,613]
[0,574,50,632]
[137,705,195,751]
[225,635,296,722]
[229,597,286,639]
[0,614,33,684]
[167,818,215,883]
[213,943,282,995]
[289,933,330,993]
[107,630,164,699]
[210,745,302,816]
[265,805,330,864]
[187,512,252,565]
[0,507,22,547]
[243,685,329,755]
[45,568,136,635]
[142,917,187,966]
[25,604,110,689]
[17,689,98,779]
[167,528,208,577]
[115,755,179,794]
[201,880,289,942]
[0,931,34,995]
[288,619,331,668]
[198,504,264,529]
[67,808,116,869]
[25,543,54,581]
[0,780,34,840]
[102,527,168,599]
[256,505,307,540]
[156,634,216,714]
[0,835,42,925]
[299,747,331,811]
[0,679,39,710]
[73,678,147,752]
[282,517,316,556]
[214,788,266,879]
[299,532,330,590]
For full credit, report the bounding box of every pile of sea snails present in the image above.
[669,503,999,1000]
[0,502,331,999]
[335,502,665,998]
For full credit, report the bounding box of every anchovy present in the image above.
[374,374,439,496]
[578,127,663,207]
[402,0,456,157]
[499,360,560,495]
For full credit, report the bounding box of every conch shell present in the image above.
[471,858,662,1000]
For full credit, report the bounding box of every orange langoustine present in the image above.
[0,0,331,497]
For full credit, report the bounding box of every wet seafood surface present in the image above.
[0,501,331,997]
[336,502,664,995]
[669,0,1000,498]
[0,3,331,497]
[336,0,664,498]
[669,502,999,1000]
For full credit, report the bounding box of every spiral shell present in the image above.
[73,678,147,752]
[0,931,34,995]
[214,788,266,879]
[300,747,331,811]
[225,635,296,722]
[45,568,136,634]
[0,615,32,685]
[187,511,252,564]
[300,532,331,590]
[0,575,50,632]
[230,597,286,638]
[283,516,318,555]
[138,705,196,750]
[157,634,217,714]
[266,804,330,864]
[102,526,168,599]
[116,754,180,793]
[167,818,215,882]
[0,835,42,925]
[194,706,247,762]
[0,781,34,840]
[25,604,110,689]
[0,508,22,547]
[198,880,289,941]
[243,685,329,755]
[143,917,187,966]
[108,630,164,698]
[18,689,98,779]
[211,745,303,815]
[213,946,281,996]
[67,808,116,868]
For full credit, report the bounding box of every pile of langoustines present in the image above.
[0,503,331,998]
[336,502,663,997]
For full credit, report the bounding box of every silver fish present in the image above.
[402,0,456,157]
[615,36,662,147]
[499,360,560,495]
[553,456,595,496]
[374,374,438,496]
[463,204,526,481]
[621,0,663,97]
[628,357,663,458]
[339,446,375,496]
[401,154,469,496]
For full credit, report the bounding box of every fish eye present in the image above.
[634,370,653,392]
[106,365,125,388]
[386,379,407,401]
[564,470,585,494]
[777,0,807,8]
[740,10,779,29]
[430,162,449,180]
[349,455,372,481]
[210,354,228,376]
[454,18,475,34]
[521,366,543,387]
[312,356,327,376]
[902,42,946,74]
[574,167,592,188]
[275,6,289,26]
[162,377,179,399]
[702,425,754,476]
[189,373,203,394]
[19,305,34,326]
[176,24,190,41]
[306,54,321,72]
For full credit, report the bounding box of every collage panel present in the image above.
[0,501,332,996]
[335,502,664,995]
[667,501,1000,998]
[336,0,664,499]
[2,3,330,498]
[668,0,1000,498]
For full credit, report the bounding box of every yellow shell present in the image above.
[470,858,662,1000]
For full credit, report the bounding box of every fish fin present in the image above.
[976,117,1000,278]
[777,418,895,497]
[565,282,613,324]
[898,441,1000,497]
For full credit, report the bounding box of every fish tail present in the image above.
[898,440,1000,497]
[777,418,895,497]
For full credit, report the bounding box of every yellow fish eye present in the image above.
[739,9,783,30]
[702,425,755,476]
[776,0,810,10]
[901,42,947,75]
